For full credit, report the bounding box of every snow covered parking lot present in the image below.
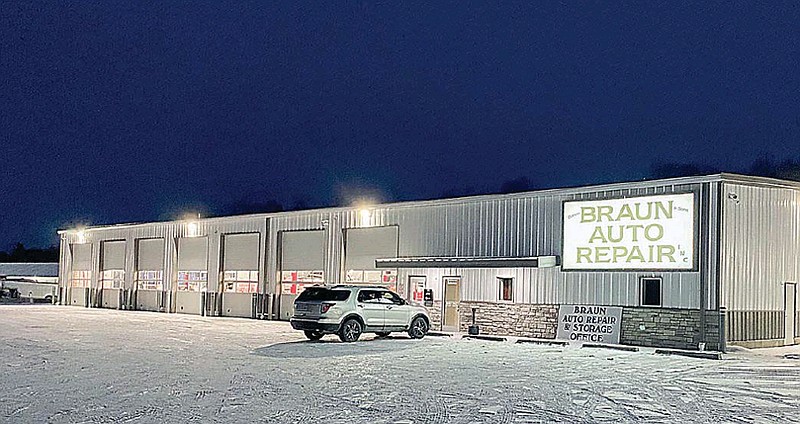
[1,306,799,423]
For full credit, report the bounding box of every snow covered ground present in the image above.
[1,306,799,423]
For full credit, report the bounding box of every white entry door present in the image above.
[786,283,797,346]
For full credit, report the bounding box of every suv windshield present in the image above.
[296,287,351,302]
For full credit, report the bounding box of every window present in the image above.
[70,271,91,288]
[101,270,125,289]
[297,287,351,302]
[176,271,208,292]
[641,277,662,306]
[222,270,259,293]
[357,290,383,303]
[498,277,513,301]
[136,271,164,291]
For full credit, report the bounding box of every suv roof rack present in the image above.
[329,284,391,289]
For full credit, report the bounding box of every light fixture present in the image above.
[186,222,199,237]
[75,229,86,244]
[359,208,371,226]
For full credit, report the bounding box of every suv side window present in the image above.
[381,291,404,305]
[357,290,382,303]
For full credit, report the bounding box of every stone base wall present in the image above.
[428,300,726,350]
[428,300,443,329]
[458,301,558,339]
[620,307,724,351]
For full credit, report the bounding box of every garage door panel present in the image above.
[223,233,260,270]
[177,237,208,270]
[137,238,164,270]
[101,241,126,270]
[345,226,399,270]
[281,231,324,271]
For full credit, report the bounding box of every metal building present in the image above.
[56,173,800,350]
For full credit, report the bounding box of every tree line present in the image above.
[0,243,59,263]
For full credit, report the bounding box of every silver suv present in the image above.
[290,285,430,342]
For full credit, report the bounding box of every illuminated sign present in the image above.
[562,193,695,270]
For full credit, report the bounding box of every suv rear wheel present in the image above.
[408,316,429,339]
[338,318,363,342]
[304,330,324,341]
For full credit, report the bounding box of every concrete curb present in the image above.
[582,343,640,352]
[463,335,507,342]
[515,338,569,347]
[655,348,723,360]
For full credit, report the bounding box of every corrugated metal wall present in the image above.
[60,177,721,310]
[720,182,800,341]
[720,183,800,311]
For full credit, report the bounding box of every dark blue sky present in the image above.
[2,2,799,248]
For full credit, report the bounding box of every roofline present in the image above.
[59,172,800,233]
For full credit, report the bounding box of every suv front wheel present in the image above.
[338,318,363,342]
[408,316,429,339]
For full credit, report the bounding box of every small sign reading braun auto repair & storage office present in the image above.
[562,193,696,270]
[556,305,623,344]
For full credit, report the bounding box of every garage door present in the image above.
[177,237,208,292]
[344,226,398,286]
[222,233,260,293]
[280,230,324,294]
[70,243,92,287]
[100,240,126,289]
[136,238,164,290]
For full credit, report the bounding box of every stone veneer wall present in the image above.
[427,301,726,350]
[457,301,558,339]
[620,307,724,351]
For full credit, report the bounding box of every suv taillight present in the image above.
[320,303,334,314]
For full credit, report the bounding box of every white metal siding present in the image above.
[720,183,800,311]
[59,177,729,308]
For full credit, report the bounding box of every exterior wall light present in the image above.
[186,222,199,237]
[75,229,86,244]
[359,209,371,226]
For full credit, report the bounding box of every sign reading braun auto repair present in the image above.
[556,305,622,344]
[562,193,695,270]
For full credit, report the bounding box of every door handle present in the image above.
[387,306,393,310]
[357,304,364,308]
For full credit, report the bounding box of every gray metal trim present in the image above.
[376,256,558,269]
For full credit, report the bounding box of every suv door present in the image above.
[357,289,386,331]
[380,290,412,330]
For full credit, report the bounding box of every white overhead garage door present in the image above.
[177,237,208,292]
[222,233,260,293]
[136,238,164,290]
[70,243,92,287]
[100,240,126,289]
[280,230,324,294]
